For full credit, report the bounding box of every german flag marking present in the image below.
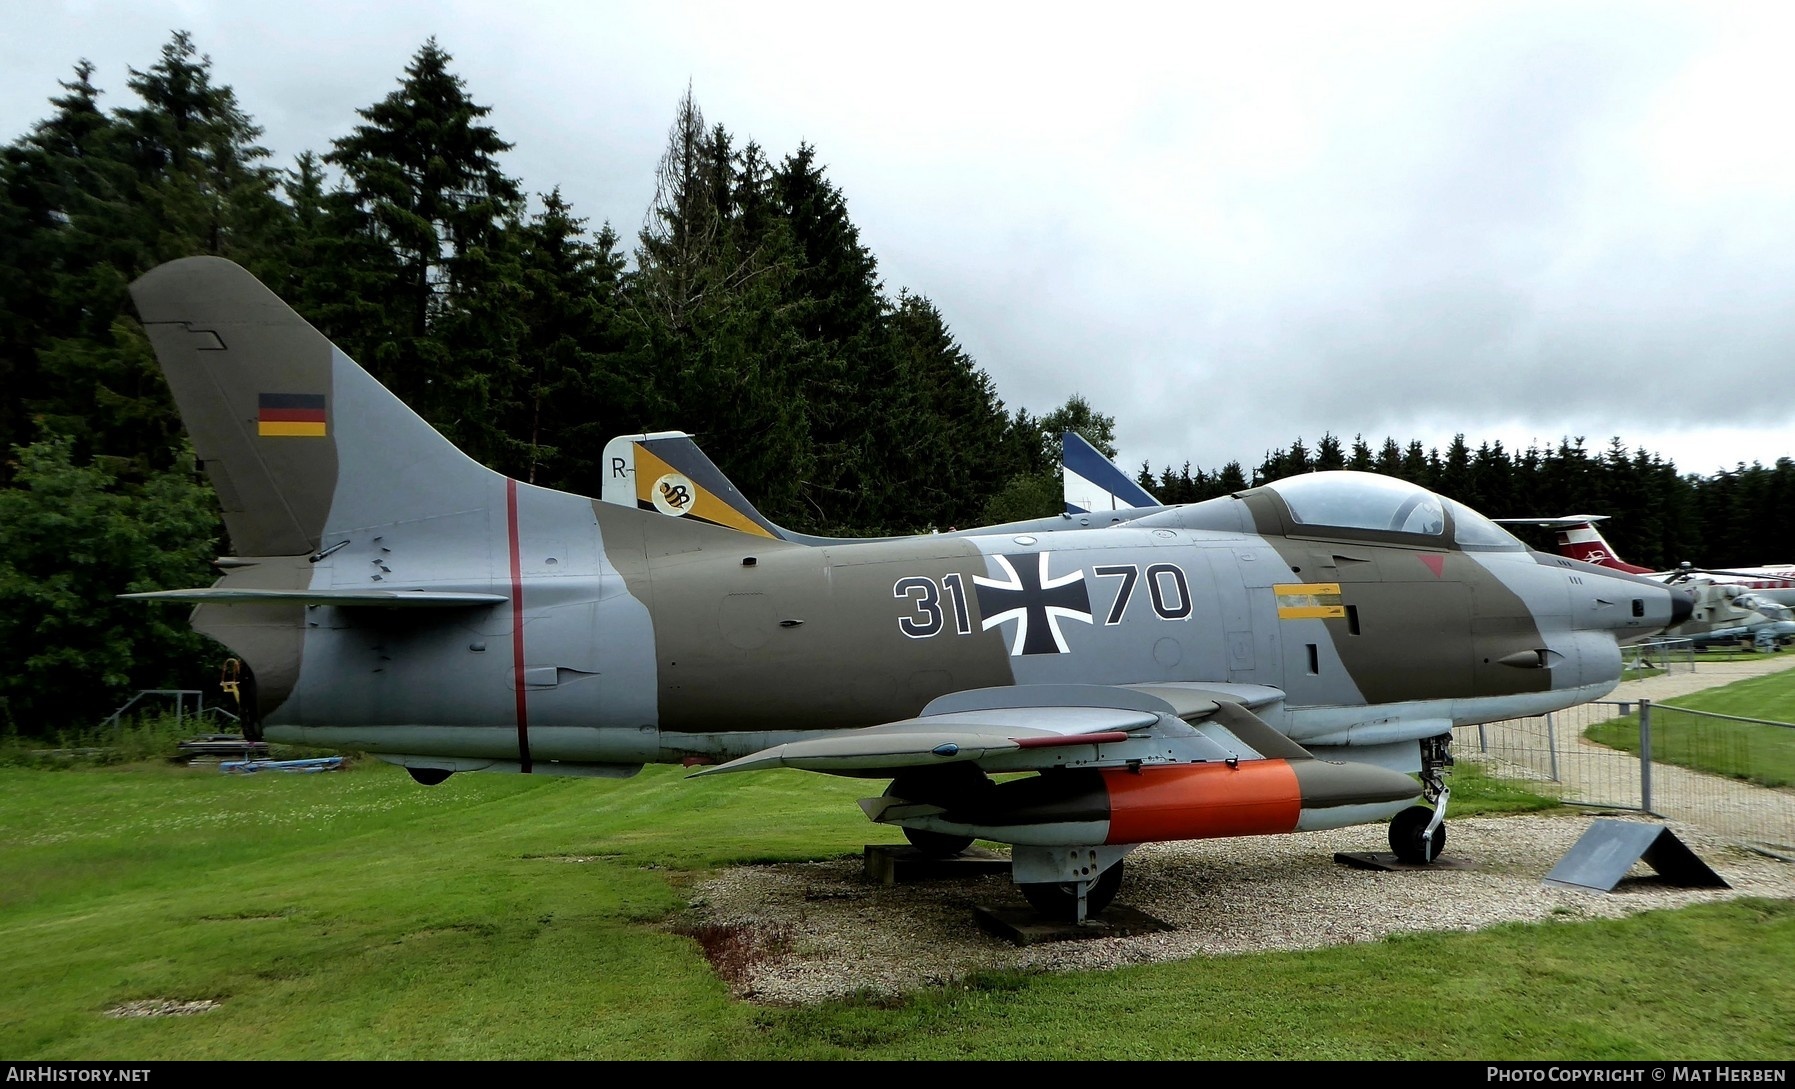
[1274,582,1345,619]
[258,393,326,437]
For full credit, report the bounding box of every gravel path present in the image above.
[681,659,1795,1006]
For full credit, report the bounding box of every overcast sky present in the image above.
[6,1,1794,486]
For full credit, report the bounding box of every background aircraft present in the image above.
[603,428,1161,539]
[1062,430,1163,516]
[1495,514,1795,606]
[1663,582,1795,652]
[121,257,1692,924]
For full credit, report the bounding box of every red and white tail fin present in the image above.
[1555,518,1656,573]
[1492,515,1656,574]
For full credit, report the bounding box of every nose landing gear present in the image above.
[1388,733,1453,864]
[1388,792,1448,864]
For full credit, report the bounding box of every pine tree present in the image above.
[114,30,279,264]
[633,85,731,334]
[321,37,525,452]
[768,142,894,531]
[1215,461,1248,493]
[0,60,126,467]
[1315,433,1346,471]
[887,291,1010,529]
[1437,434,1472,504]
[1469,440,1515,521]
[507,190,647,490]
[1375,438,1403,476]
[628,86,813,526]
[1401,441,1429,483]
[3,34,282,478]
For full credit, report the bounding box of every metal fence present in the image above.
[1621,637,1697,675]
[99,689,239,729]
[1457,699,1795,860]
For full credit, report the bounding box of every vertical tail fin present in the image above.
[1492,514,1655,574]
[1061,430,1158,515]
[600,431,926,544]
[599,431,791,539]
[129,257,497,557]
[1554,517,1651,572]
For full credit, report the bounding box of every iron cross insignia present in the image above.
[974,553,1094,655]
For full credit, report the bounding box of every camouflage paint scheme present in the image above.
[125,257,1693,920]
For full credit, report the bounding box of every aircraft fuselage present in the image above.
[198,480,1682,776]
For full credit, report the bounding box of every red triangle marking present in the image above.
[1419,554,1445,578]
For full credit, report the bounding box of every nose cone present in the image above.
[1671,588,1695,628]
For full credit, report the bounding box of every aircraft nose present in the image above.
[1671,588,1695,627]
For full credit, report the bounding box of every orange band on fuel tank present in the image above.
[1101,761,1303,844]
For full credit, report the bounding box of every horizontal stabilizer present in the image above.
[1491,515,1609,529]
[119,588,508,607]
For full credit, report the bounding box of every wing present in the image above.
[695,683,1424,848]
[692,682,1306,778]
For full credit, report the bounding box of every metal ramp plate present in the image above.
[972,903,1173,946]
[1334,851,1475,872]
[1543,819,1730,892]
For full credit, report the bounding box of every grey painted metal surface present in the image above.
[121,256,1700,921]
[1543,819,1729,891]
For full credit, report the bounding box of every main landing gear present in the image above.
[1018,861,1124,921]
[886,769,1124,925]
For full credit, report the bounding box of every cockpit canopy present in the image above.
[1132,470,1528,551]
[1733,592,1794,621]
[1260,471,1526,551]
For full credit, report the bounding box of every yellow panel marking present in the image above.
[1274,582,1345,620]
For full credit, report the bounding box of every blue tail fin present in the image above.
[1061,431,1158,514]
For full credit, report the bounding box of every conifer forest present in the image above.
[3,32,1789,732]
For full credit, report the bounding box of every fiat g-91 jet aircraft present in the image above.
[123,258,1693,923]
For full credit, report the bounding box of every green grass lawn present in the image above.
[2,738,1792,1061]
[1586,668,1795,788]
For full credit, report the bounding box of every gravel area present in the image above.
[678,657,1795,1007]
[678,814,1795,1006]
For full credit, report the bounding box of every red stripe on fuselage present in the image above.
[1101,761,1302,844]
[507,478,532,772]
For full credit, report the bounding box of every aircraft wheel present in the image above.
[1388,805,1445,864]
[407,767,453,786]
[903,827,974,856]
[1019,860,1124,922]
